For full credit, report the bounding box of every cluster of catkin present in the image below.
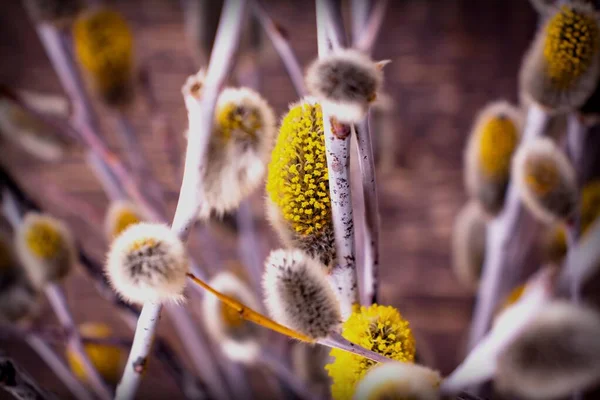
[450,1,600,399]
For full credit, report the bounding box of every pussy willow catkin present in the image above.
[266,98,336,267]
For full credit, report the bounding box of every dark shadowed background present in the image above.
[0,0,537,398]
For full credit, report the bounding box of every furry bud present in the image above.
[105,223,188,305]
[262,249,341,340]
[353,362,441,400]
[451,202,486,291]
[266,98,336,267]
[513,137,577,223]
[67,323,124,384]
[306,49,384,123]
[104,200,142,241]
[520,3,600,112]
[497,301,600,399]
[202,272,262,364]
[73,8,134,106]
[187,87,276,218]
[0,97,69,161]
[23,0,84,26]
[465,101,522,215]
[14,213,76,288]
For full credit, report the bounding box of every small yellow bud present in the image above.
[67,323,124,384]
[73,8,134,106]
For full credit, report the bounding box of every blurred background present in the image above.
[0,0,538,398]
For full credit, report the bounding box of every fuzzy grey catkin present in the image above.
[452,202,487,291]
[182,77,276,219]
[513,137,577,223]
[520,2,600,113]
[14,213,76,288]
[262,249,341,340]
[306,49,384,123]
[105,222,188,305]
[496,301,600,400]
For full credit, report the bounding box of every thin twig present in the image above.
[354,0,388,54]
[0,355,57,400]
[44,284,113,400]
[468,104,549,350]
[354,117,381,305]
[117,1,248,398]
[350,0,382,306]
[251,0,307,96]
[316,0,359,318]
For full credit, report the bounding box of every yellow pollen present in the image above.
[543,5,599,89]
[216,102,263,141]
[581,180,600,235]
[25,221,64,259]
[266,102,331,237]
[73,9,133,101]
[326,304,416,400]
[127,238,157,252]
[524,157,559,196]
[477,115,519,179]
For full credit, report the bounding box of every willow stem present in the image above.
[354,0,388,54]
[468,104,549,350]
[116,1,248,398]
[316,0,359,318]
[251,0,307,96]
[319,331,393,364]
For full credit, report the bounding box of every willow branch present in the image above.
[354,0,388,54]
[116,1,248,398]
[251,0,307,96]
[316,0,359,317]
[468,104,549,350]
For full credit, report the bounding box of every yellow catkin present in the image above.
[266,102,331,236]
[478,116,519,179]
[67,323,123,384]
[127,237,157,252]
[581,180,600,235]
[524,158,560,196]
[215,102,262,142]
[500,284,526,312]
[543,5,599,90]
[73,9,133,103]
[325,304,416,400]
[25,221,64,259]
[113,210,140,238]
